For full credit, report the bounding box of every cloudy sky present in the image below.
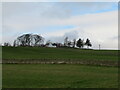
[2,1,118,49]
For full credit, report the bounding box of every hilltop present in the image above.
[2,46,118,66]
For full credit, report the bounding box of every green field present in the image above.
[3,64,118,88]
[2,46,119,88]
[2,46,118,66]
[2,46,118,61]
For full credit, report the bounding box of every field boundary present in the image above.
[2,59,118,67]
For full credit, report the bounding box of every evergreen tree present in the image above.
[85,38,92,49]
[76,38,84,48]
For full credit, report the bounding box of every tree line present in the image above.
[4,33,92,49]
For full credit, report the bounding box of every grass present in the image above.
[2,46,119,88]
[2,64,118,88]
[2,46,118,61]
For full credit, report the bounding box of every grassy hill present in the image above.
[2,46,118,88]
[2,46,118,61]
[2,46,118,66]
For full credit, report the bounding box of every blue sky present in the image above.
[2,2,118,49]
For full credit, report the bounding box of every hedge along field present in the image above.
[2,64,118,88]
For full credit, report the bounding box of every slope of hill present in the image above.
[2,46,118,88]
[2,46,118,60]
[2,46,118,66]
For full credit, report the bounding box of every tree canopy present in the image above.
[5,33,92,49]
[76,38,84,48]
[85,38,92,48]
[13,34,44,47]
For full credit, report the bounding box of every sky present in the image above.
[1,1,118,49]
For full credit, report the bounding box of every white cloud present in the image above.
[43,11,118,49]
[2,2,118,49]
[45,30,78,43]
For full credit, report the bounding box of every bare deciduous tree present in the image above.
[13,34,44,47]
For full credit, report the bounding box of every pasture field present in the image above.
[2,46,119,88]
[2,46,118,61]
[2,46,118,66]
[2,64,118,88]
